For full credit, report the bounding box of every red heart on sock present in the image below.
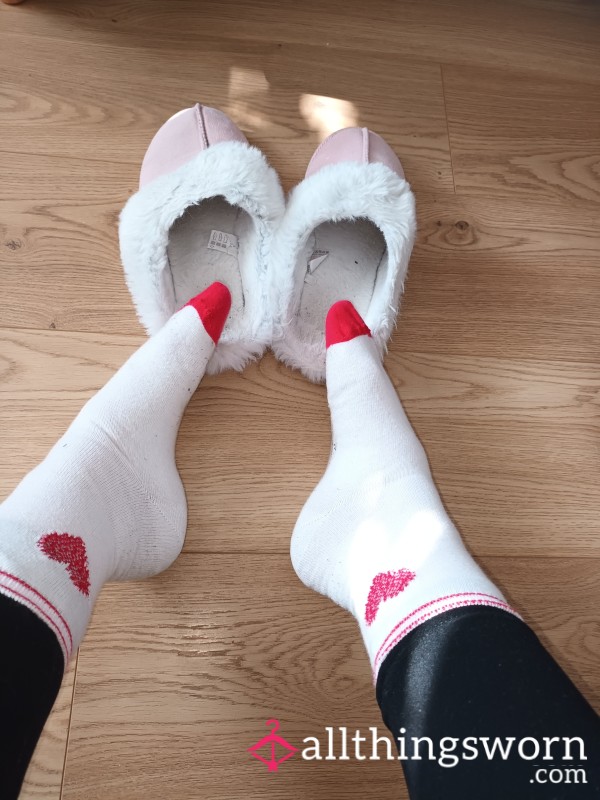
[38,533,91,596]
[365,568,416,626]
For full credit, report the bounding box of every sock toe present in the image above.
[186,282,232,344]
[326,300,372,349]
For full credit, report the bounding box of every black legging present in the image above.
[0,594,64,799]
[1,595,599,799]
[377,605,600,798]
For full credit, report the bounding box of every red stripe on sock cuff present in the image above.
[0,570,72,662]
[186,282,232,344]
[326,300,372,348]
[372,593,521,680]
[0,584,70,663]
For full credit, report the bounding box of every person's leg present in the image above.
[377,606,600,797]
[0,594,64,799]
[292,300,600,798]
[0,282,230,797]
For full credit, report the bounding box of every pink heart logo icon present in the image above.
[365,568,416,625]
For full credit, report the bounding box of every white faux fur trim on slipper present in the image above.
[270,161,416,382]
[120,140,285,374]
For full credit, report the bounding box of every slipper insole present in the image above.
[297,219,387,340]
[167,197,256,337]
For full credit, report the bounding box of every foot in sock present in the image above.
[291,300,520,679]
[0,282,231,664]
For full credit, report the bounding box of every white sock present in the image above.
[0,283,231,664]
[291,300,520,679]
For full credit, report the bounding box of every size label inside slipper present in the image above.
[208,230,239,257]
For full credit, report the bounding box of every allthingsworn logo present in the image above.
[248,719,298,772]
[247,722,588,786]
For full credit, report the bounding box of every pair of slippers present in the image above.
[120,104,416,382]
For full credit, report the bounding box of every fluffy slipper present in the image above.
[120,104,285,374]
[270,127,416,382]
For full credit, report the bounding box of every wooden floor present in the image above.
[1,1,599,797]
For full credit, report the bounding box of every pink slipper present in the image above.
[270,127,416,382]
[120,104,284,374]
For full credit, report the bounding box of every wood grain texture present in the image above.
[442,65,600,205]
[1,0,599,84]
[0,0,599,798]
[401,194,600,362]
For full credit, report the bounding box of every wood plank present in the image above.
[0,151,136,334]
[1,0,599,84]
[400,193,600,362]
[61,554,600,799]
[442,65,600,204]
[2,327,600,558]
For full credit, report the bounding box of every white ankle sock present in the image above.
[0,283,231,664]
[291,301,519,679]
